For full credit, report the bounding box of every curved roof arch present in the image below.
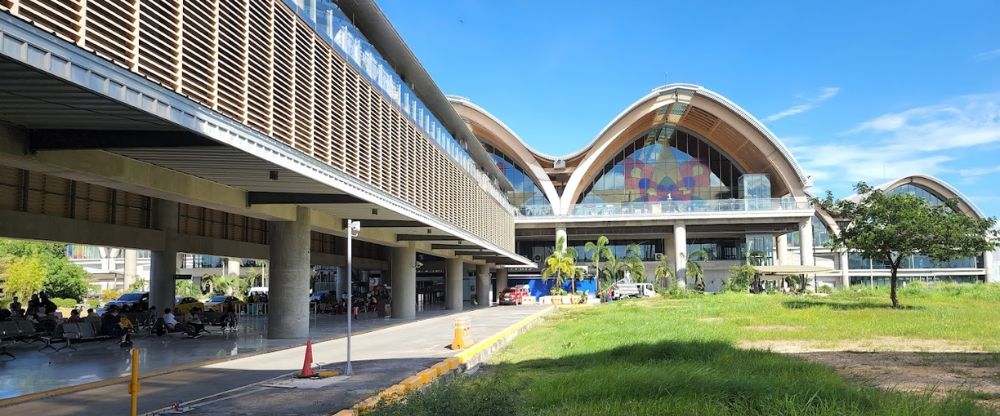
[868,174,986,219]
[449,97,563,214]
[449,84,812,215]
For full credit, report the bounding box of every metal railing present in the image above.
[517,198,812,218]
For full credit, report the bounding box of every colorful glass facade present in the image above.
[577,126,743,204]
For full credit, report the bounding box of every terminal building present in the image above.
[0,0,995,340]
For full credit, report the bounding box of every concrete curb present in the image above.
[339,306,555,415]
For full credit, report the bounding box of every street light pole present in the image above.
[345,219,361,375]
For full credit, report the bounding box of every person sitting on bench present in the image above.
[100,305,131,346]
[181,307,207,338]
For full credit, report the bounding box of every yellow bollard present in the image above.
[129,348,140,416]
[449,317,473,350]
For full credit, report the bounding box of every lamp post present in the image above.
[345,219,361,375]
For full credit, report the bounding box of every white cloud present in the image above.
[763,87,840,122]
[975,48,1000,61]
[789,93,1000,194]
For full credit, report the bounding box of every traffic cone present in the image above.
[297,339,317,378]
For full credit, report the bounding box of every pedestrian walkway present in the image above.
[0,305,550,415]
[0,306,451,400]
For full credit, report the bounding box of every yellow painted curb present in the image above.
[347,306,554,414]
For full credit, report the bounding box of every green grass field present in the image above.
[372,283,1000,416]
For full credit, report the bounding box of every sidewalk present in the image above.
[0,305,550,415]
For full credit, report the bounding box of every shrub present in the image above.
[818,285,833,294]
[661,287,697,299]
[100,289,121,302]
[52,297,78,308]
[725,264,755,292]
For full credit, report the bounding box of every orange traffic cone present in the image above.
[297,339,317,378]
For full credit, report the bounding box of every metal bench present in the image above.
[0,321,19,359]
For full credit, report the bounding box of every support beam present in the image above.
[799,218,815,292]
[776,234,789,266]
[840,250,850,288]
[396,234,464,242]
[149,199,178,315]
[985,250,995,283]
[495,268,508,303]
[674,222,687,289]
[268,207,312,339]
[431,244,479,250]
[341,219,424,228]
[476,264,491,307]
[455,250,494,257]
[390,246,417,319]
[446,258,463,311]
[247,192,365,206]
[28,129,221,151]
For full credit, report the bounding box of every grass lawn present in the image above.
[371,283,1000,415]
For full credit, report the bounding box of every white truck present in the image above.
[611,283,656,299]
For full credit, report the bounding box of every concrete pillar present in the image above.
[124,249,138,289]
[446,258,463,311]
[674,222,687,289]
[776,234,789,265]
[555,226,567,247]
[495,268,508,302]
[799,218,815,292]
[476,264,491,307]
[985,250,996,283]
[267,207,311,339]
[390,246,417,319]
[839,250,850,288]
[150,200,178,312]
[335,266,347,300]
[226,257,241,277]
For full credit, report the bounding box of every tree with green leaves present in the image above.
[654,253,675,289]
[815,182,998,308]
[622,243,646,283]
[542,237,578,293]
[4,257,46,300]
[41,256,90,301]
[584,236,611,294]
[687,249,710,292]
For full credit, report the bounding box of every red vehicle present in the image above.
[499,286,529,305]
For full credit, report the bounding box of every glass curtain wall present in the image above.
[577,126,743,204]
[482,142,553,215]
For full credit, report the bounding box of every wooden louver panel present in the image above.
[136,0,181,89]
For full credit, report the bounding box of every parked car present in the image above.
[204,295,245,313]
[499,286,530,305]
[173,296,205,314]
[105,292,149,310]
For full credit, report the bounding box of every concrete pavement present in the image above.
[0,305,550,415]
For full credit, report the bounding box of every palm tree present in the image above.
[654,253,675,289]
[542,237,577,293]
[687,248,710,292]
[623,243,645,283]
[584,236,611,294]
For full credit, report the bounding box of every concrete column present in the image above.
[799,218,815,292]
[985,250,996,283]
[495,268,508,302]
[446,258,464,311]
[776,234,789,265]
[390,246,417,319]
[150,200,178,312]
[267,207,311,339]
[555,226,567,247]
[124,249,138,289]
[226,257,241,277]
[840,250,851,288]
[673,222,687,289]
[476,264,491,307]
[335,266,347,300]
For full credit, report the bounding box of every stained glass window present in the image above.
[577,126,743,204]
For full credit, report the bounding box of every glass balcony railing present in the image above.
[516,198,812,218]
[283,1,514,212]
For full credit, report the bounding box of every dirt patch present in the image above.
[797,351,1000,410]
[744,325,802,332]
[697,317,725,324]
[738,337,983,353]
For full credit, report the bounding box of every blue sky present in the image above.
[378,1,1000,217]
